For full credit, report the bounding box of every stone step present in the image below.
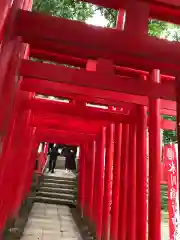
[35,196,74,205]
[37,191,75,200]
[39,186,75,195]
[41,182,75,190]
[43,177,75,185]
[44,175,75,182]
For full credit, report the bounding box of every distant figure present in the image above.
[48,146,59,173]
[62,148,76,173]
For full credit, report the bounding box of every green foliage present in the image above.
[162,115,177,144]
[98,8,117,27]
[148,20,168,37]
[33,0,94,21]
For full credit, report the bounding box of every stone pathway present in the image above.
[21,203,82,240]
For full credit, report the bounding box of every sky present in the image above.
[86,10,108,27]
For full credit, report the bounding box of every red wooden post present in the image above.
[79,144,86,217]
[92,138,100,223]
[102,123,114,240]
[110,123,122,240]
[87,140,96,219]
[136,106,147,240]
[176,76,180,215]
[116,9,126,30]
[12,128,35,214]
[78,145,83,208]
[118,124,129,240]
[124,0,149,35]
[126,114,136,240]
[148,69,161,240]
[84,144,90,216]
[24,139,39,196]
[96,126,106,240]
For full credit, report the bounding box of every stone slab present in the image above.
[20,203,82,240]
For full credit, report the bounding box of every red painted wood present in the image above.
[12,127,36,215]
[110,123,122,240]
[126,116,136,240]
[78,145,86,214]
[84,145,89,216]
[136,106,147,240]
[80,0,180,25]
[92,139,100,223]
[32,117,102,135]
[32,109,176,130]
[21,77,176,114]
[21,77,133,112]
[96,127,106,240]
[118,124,129,240]
[16,10,180,75]
[0,0,12,40]
[80,0,180,10]
[0,0,32,232]
[87,141,96,219]
[176,76,180,212]
[82,144,88,216]
[148,70,161,240]
[125,0,149,35]
[102,124,114,240]
[25,98,130,123]
[29,48,174,82]
[36,128,95,144]
[20,60,175,102]
[27,99,176,132]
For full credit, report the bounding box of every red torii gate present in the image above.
[0,0,179,240]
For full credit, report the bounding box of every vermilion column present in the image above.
[87,141,96,219]
[92,138,100,223]
[24,139,39,196]
[126,116,136,240]
[136,106,147,240]
[118,124,129,240]
[102,124,114,240]
[110,123,122,240]
[148,69,161,240]
[176,77,180,213]
[84,144,89,216]
[79,144,86,217]
[96,126,106,240]
[78,145,83,208]
[116,9,126,30]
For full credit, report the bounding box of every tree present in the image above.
[162,115,177,144]
[33,0,94,21]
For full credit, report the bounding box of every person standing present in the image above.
[62,147,76,173]
[48,146,59,173]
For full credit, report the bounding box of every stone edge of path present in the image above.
[71,206,96,240]
[3,173,42,240]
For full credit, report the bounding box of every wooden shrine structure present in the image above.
[0,0,180,239]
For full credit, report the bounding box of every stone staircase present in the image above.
[35,173,76,206]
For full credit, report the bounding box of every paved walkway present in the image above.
[21,170,80,240]
[21,203,82,240]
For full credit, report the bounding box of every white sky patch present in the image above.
[160,26,180,41]
[86,10,108,27]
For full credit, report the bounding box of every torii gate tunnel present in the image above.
[0,0,180,239]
